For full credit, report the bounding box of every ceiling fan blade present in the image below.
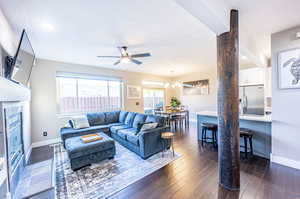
[114,60,121,65]
[131,53,151,58]
[97,56,120,58]
[131,59,142,65]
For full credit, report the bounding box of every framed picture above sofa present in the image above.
[127,85,141,99]
[278,48,300,89]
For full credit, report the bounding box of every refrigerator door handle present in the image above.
[245,96,248,110]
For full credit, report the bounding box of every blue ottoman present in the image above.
[65,133,116,170]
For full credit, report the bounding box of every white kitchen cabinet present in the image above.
[240,67,265,86]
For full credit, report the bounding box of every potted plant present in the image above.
[170,97,181,109]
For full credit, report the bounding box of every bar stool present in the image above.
[201,123,218,147]
[240,128,254,159]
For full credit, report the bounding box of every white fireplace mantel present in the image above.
[0,77,31,102]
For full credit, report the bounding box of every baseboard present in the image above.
[32,138,61,148]
[270,153,300,170]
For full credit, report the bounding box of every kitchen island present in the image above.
[197,111,272,159]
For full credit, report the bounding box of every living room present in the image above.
[1,0,300,199]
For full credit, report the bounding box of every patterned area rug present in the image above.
[54,142,180,199]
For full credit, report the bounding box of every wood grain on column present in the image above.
[217,9,240,190]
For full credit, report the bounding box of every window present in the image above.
[143,89,165,114]
[56,74,123,115]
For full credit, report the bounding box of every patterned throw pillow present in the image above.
[140,122,158,131]
[70,115,90,129]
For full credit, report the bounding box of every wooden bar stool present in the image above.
[201,123,218,147]
[240,128,254,159]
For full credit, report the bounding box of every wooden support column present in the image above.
[217,9,240,190]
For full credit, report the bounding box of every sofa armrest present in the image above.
[138,126,171,159]
[139,126,169,136]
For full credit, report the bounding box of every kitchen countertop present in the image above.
[196,111,272,122]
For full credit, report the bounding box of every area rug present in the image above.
[54,142,180,199]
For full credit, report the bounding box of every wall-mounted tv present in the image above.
[5,30,35,86]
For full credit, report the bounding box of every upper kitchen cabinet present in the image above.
[240,67,265,86]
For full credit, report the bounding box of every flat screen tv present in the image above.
[7,30,35,86]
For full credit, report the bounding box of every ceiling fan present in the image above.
[97,46,151,65]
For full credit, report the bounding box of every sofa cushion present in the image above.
[132,114,147,129]
[110,125,131,134]
[126,133,139,146]
[117,130,127,139]
[108,122,124,127]
[117,128,139,145]
[87,112,106,126]
[119,111,128,123]
[105,111,120,124]
[61,125,110,140]
[124,112,136,126]
[118,127,138,135]
[145,115,165,127]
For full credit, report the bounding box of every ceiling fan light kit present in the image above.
[97,46,151,65]
[121,57,131,63]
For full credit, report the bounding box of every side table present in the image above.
[161,132,175,157]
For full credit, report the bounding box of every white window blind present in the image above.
[56,73,123,115]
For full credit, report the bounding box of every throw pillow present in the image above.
[140,122,158,131]
[136,122,151,133]
[71,115,90,129]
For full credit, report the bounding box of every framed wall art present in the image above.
[182,79,209,95]
[127,85,141,99]
[278,48,300,89]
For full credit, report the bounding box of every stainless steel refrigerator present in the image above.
[239,85,265,115]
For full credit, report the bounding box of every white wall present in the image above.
[30,59,174,143]
[0,9,18,56]
[171,67,217,121]
[271,26,300,169]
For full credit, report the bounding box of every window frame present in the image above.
[143,88,166,113]
[56,72,124,116]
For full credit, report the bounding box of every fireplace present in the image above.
[5,105,24,175]
[0,102,25,196]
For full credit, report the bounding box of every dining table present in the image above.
[155,109,189,127]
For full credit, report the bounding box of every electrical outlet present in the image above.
[43,131,48,136]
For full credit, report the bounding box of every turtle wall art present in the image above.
[278,48,300,89]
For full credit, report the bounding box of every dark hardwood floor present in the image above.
[29,123,300,199]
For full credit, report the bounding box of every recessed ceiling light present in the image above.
[41,22,54,31]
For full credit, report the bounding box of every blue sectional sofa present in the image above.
[60,111,171,159]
